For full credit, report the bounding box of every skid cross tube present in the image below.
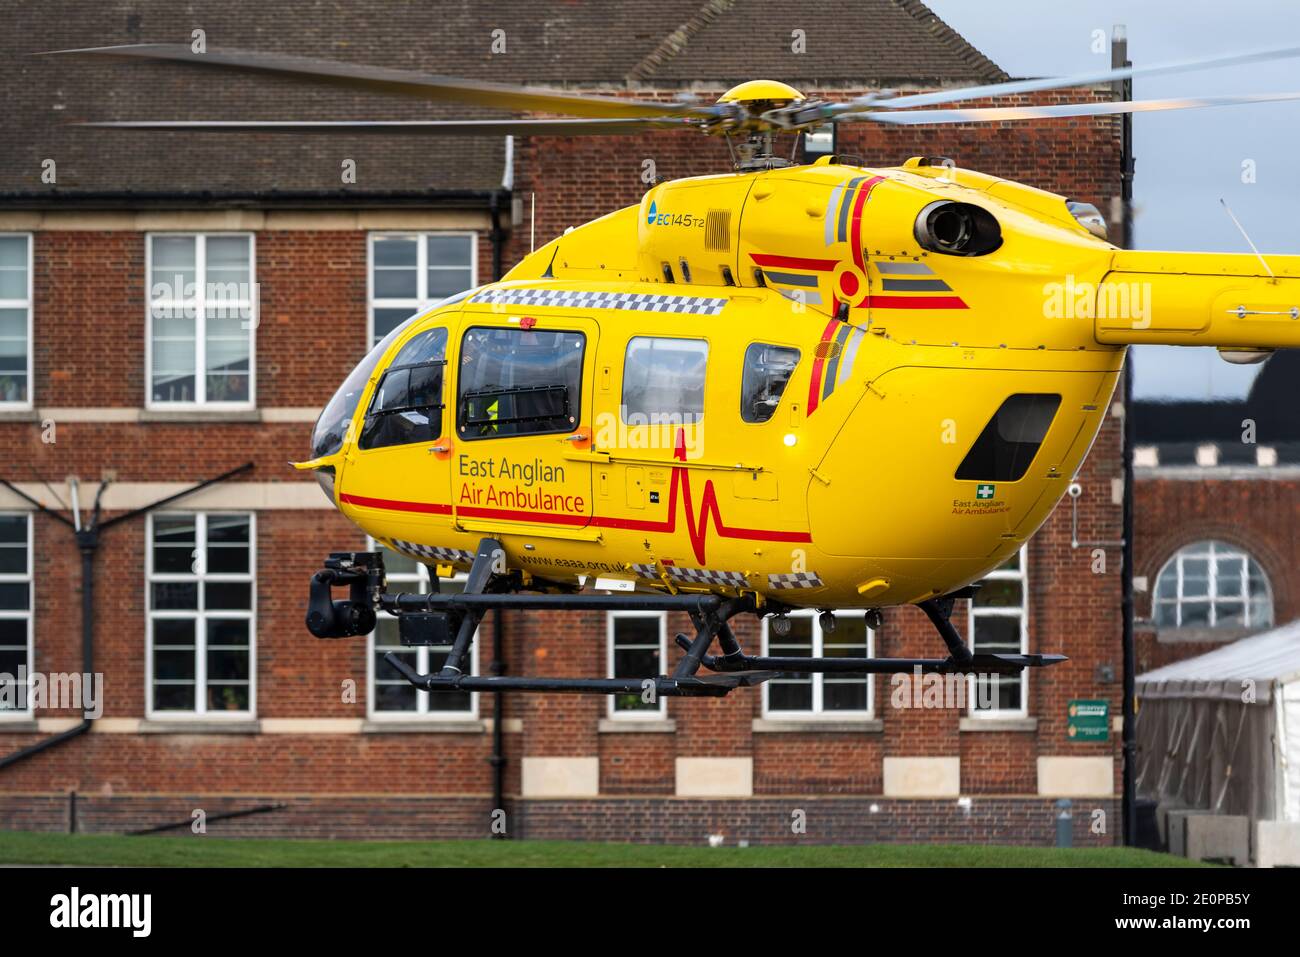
[684,595,1063,676]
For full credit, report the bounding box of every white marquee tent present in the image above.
[1136,620,1300,823]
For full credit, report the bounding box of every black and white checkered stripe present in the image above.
[630,564,819,589]
[767,572,824,589]
[391,540,474,564]
[663,566,749,587]
[473,287,728,316]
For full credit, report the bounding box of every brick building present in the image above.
[1132,352,1300,676]
[1,0,1132,845]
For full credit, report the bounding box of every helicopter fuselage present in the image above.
[303,157,1300,609]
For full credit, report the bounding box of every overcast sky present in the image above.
[927,0,1300,400]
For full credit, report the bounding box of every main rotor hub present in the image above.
[717,79,805,108]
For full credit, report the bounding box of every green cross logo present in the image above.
[976,484,995,500]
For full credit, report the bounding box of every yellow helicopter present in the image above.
[56,43,1300,698]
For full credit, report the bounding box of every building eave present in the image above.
[0,188,510,212]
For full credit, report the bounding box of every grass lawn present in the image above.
[0,830,1207,867]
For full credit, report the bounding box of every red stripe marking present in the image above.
[849,176,885,272]
[342,464,811,565]
[750,253,838,271]
[849,186,870,272]
[340,493,452,515]
[856,295,968,310]
[806,317,840,416]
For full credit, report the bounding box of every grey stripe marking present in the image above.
[875,261,934,275]
[837,326,865,386]
[824,184,844,246]
[880,278,951,292]
[765,270,820,288]
[776,287,823,305]
[837,176,865,242]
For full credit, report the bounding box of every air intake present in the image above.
[705,209,731,250]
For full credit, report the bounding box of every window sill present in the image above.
[752,718,883,734]
[598,718,676,733]
[0,719,38,733]
[363,719,486,734]
[139,719,261,734]
[959,716,1038,732]
[139,409,262,423]
[1154,627,1257,644]
[0,409,38,423]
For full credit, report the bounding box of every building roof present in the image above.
[635,0,1007,85]
[1137,617,1300,703]
[1134,351,1300,468]
[1,0,1005,204]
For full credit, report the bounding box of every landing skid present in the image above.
[305,538,1065,697]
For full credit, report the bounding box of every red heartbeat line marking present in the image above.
[590,429,810,563]
[592,461,811,564]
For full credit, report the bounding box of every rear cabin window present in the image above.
[621,336,707,424]
[457,327,584,439]
[955,393,1061,482]
[740,343,799,423]
[359,327,448,450]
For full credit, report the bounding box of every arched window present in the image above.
[1152,540,1273,630]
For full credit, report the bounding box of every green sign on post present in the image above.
[1067,699,1109,741]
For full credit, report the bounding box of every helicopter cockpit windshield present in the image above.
[309,289,476,460]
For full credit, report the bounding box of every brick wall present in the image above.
[0,793,1117,847]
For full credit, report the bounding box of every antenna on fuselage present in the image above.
[1219,197,1275,279]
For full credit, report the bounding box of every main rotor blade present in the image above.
[848,91,1300,125]
[76,117,699,136]
[834,44,1300,114]
[44,43,714,121]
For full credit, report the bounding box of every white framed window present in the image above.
[368,233,476,345]
[367,540,475,720]
[607,610,667,719]
[0,234,33,408]
[1153,540,1273,630]
[0,514,32,718]
[968,547,1028,717]
[147,233,256,408]
[146,513,255,718]
[762,609,873,717]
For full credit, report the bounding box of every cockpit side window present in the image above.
[358,327,449,451]
[309,287,476,460]
[740,342,799,423]
[457,327,584,439]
